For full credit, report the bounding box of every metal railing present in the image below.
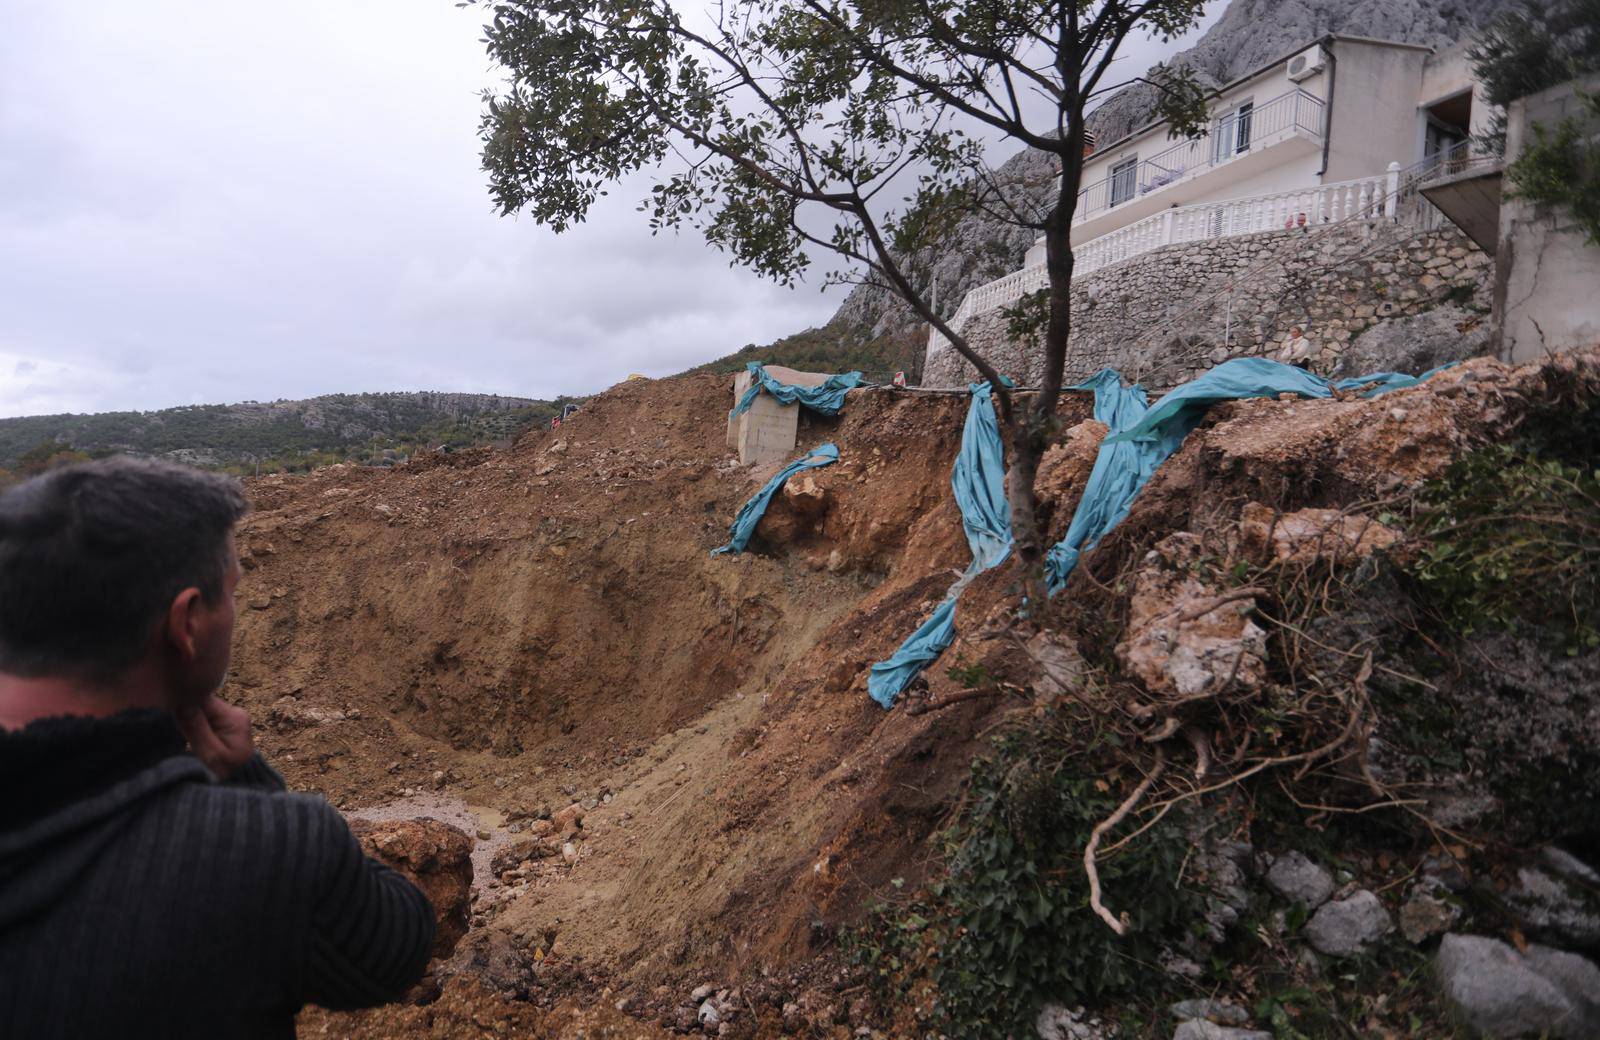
[1075,89,1326,221]
[1393,139,1504,230]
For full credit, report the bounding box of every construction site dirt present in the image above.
[224,354,1598,1037]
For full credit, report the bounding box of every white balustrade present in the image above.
[927,165,1406,359]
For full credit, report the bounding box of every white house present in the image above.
[929,34,1491,366]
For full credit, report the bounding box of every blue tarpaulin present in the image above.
[729,362,864,419]
[711,443,839,556]
[868,384,1012,708]
[1045,357,1456,592]
[1332,363,1458,397]
[1043,370,1154,595]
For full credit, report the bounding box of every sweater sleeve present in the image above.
[299,800,437,1010]
[225,753,288,792]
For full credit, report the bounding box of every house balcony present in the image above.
[1411,139,1504,251]
[1071,89,1327,245]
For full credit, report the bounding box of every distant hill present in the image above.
[0,391,578,477]
[683,319,925,383]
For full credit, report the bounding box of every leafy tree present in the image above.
[1468,0,1600,151]
[472,0,1208,593]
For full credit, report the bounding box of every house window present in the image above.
[1212,100,1254,163]
[1109,157,1137,206]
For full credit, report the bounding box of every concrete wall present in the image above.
[924,221,1492,388]
[1419,41,1495,142]
[1495,74,1600,363]
[1323,40,1431,181]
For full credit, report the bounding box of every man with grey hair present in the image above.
[0,457,435,1038]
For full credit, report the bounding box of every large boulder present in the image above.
[350,817,474,959]
[1238,504,1399,566]
[1503,849,1600,952]
[1434,934,1600,1038]
[1425,639,1600,846]
[1330,304,1492,380]
[1116,533,1268,701]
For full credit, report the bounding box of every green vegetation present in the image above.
[0,443,96,489]
[1409,437,1600,654]
[1505,92,1600,245]
[854,721,1201,1039]
[1468,0,1600,150]
[684,320,924,384]
[0,392,577,481]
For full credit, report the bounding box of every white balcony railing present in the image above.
[928,165,1403,358]
[1075,167,1398,276]
[1075,89,1326,222]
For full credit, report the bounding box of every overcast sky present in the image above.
[0,1,1219,418]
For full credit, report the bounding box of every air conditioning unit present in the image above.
[1286,46,1326,82]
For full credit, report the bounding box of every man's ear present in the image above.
[164,587,205,662]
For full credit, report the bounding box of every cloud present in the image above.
[0,0,1216,418]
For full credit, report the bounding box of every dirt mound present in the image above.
[233,351,1598,1034]
[351,817,474,959]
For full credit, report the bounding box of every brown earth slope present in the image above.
[231,352,1598,1036]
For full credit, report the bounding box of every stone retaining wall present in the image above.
[923,221,1493,388]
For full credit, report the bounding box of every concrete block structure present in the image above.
[726,366,832,467]
[1495,74,1600,364]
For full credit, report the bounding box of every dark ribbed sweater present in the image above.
[0,709,435,1039]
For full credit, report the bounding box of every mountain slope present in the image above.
[0,390,576,474]
[683,319,928,382]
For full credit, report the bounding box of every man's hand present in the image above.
[176,694,255,780]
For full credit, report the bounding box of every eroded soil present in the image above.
[222,353,1598,1036]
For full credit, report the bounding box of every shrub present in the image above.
[857,721,1202,1039]
[1410,440,1600,653]
[1505,92,1600,246]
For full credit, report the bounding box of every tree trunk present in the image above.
[1006,415,1047,607]
[1000,126,1083,609]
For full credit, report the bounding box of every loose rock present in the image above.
[1265,850,1334,908]
[1036,1004,1115,1039]
[1172,1021,1272,1040]
[349,817,473,958]
[1169,999,1249,1026]
[1400,890,1459,945]
[1304,889,1391,957]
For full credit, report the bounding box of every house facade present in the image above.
[927,34,1491,376]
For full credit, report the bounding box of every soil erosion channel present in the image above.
[232,374,1051,1018]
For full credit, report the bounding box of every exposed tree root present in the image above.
[1085,749,1166,935]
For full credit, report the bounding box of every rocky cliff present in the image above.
[832,0,1512,342]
